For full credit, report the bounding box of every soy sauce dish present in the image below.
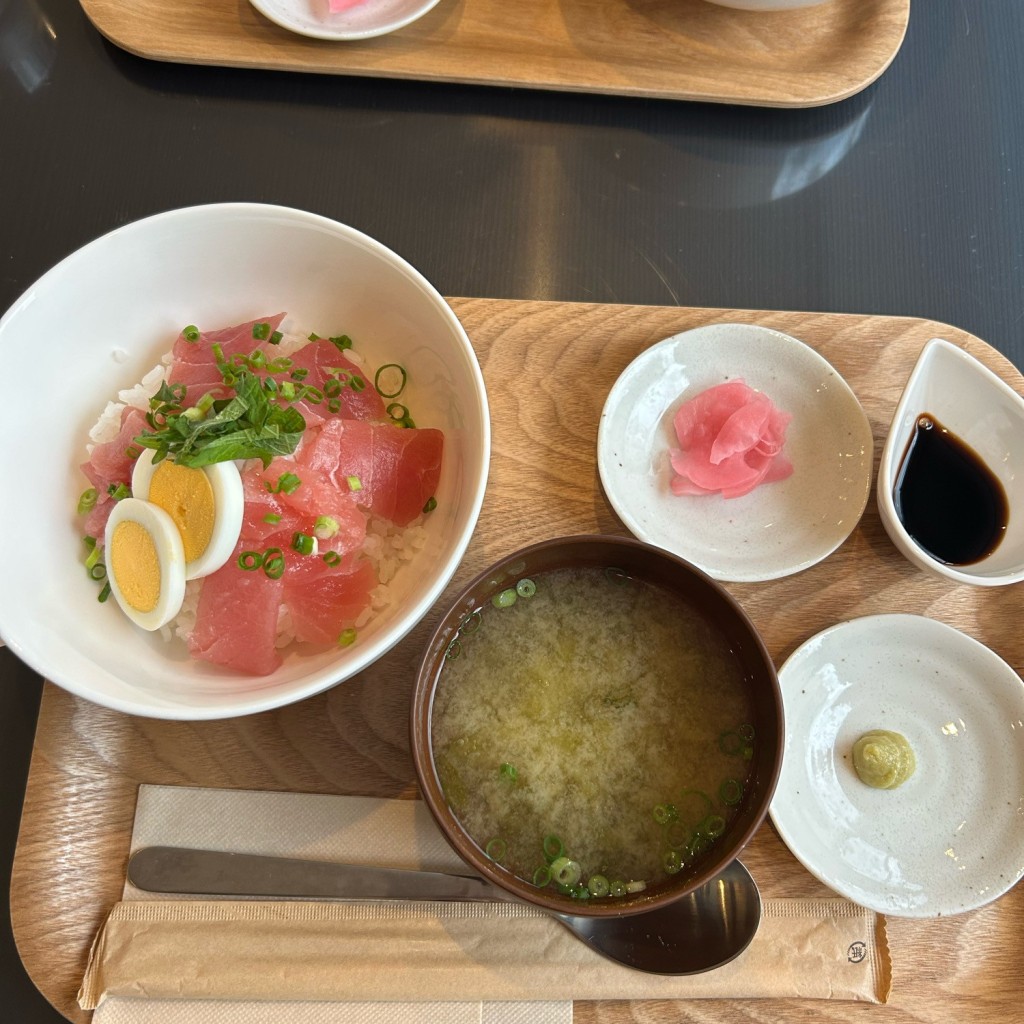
[877,338,1024,586]
[410,535,783,917]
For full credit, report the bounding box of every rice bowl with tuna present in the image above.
[0,203,489,719]
[79,313,446,676]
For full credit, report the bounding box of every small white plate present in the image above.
[770,614,1024,917]
[249,0,441,41]
[597,323,873,582]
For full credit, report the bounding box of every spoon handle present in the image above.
[128,846,513,904]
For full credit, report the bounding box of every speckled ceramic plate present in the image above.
[770,614,1024,917]
[597,323,873,582]
[249,0,442,41]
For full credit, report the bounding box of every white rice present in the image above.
[88,319,430,651]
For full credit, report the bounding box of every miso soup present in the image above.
[431,566,756,900]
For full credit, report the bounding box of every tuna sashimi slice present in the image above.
[188,547,285,676]
[301,418,443,527]
[282,551,377,646]
[285,341,386,422]
[80,407,149,534]
[171,313,287,367]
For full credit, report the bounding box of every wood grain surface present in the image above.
[11,299,1024,1023]
[78,0,909,107]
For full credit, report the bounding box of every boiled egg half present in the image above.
[104,498,188,631]
[131,449,244,580]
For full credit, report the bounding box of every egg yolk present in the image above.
[148,460,215,563]
[110,520,162,612]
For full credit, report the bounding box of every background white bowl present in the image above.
[0,203,490,719]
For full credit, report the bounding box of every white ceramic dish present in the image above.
[0,203,489,720]
[877,337,1024,586]
[770,614,1024,917]
[597,323,873,582]
[249,0,441,41]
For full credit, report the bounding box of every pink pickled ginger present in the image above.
[669,380,792,499]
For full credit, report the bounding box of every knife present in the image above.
[127,845,513,903]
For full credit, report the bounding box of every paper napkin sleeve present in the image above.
[79,895,890,1008]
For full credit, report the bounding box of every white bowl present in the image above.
[597,324,873,583]
[0,203,490,719]
[877,338,1024,586]
[249,0,442,41]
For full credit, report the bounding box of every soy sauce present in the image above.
[893,414,1008,565]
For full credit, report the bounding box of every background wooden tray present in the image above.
[12,299,1024,1023]
[80,0,910,107]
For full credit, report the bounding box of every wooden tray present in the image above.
[12,299,1024,1023]
[80,0,909,107]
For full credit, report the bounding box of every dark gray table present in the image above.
[3,0,1023,1018]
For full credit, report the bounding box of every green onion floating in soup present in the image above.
[430,566,757,899]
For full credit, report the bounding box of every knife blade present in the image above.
[127,845,513,903]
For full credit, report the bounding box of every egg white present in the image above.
[132,448,244,580]
[104,497,187,631]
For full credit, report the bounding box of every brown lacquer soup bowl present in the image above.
[411,535,784,918]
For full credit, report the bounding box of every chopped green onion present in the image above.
[265,472,301,495]
[84,544,102,572]
[445,638,462,660]
[492,588,517,609]
[460,610,481,634]
[124,444,142,460]
[323,377,343,398]
[485,838,507,862]
[280,381,297,402]
[195,392,216,414]
[719,779,743,806]
[337,627,357,647]
[550,856,582,887]
[291,532,316,556]
[374,363,408,399]
[82,535,97,550]
[181,324,200,342]
[739,723,756,741]
[303,386,324,405]
[570,886,591,900]
[77,488,98,515]
[347,475,362,493]
[515,578,536,598]
[499,762,518,782]
[267,357,293,374]
[263,513,282,525]
[322,551,342,567]
[262,547,285,579]
[663,850,683,875]
[625,880,647,894]
[609,880,627,898]
[700,814,726,838]
[652,803,677,826]
[252,321,270,340]
[97,581,111,603]
[349,375,366,392]
[327,398,342,414]
[588,874,610,897]
[290,367,309,381]
[604,567,629,585]
[422,496,437,514]
[107,482,130,501]
[249,349,268,370]
[88,562,107,581]
[314,515,339,539]
[212,342,226,364]
[665,821,693,850]
[329,334,353,352]
[269,330,283,346]
[238,551,264,571]
[307,332,320,342]
[532,865,552,888]
[542,834,564,862]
